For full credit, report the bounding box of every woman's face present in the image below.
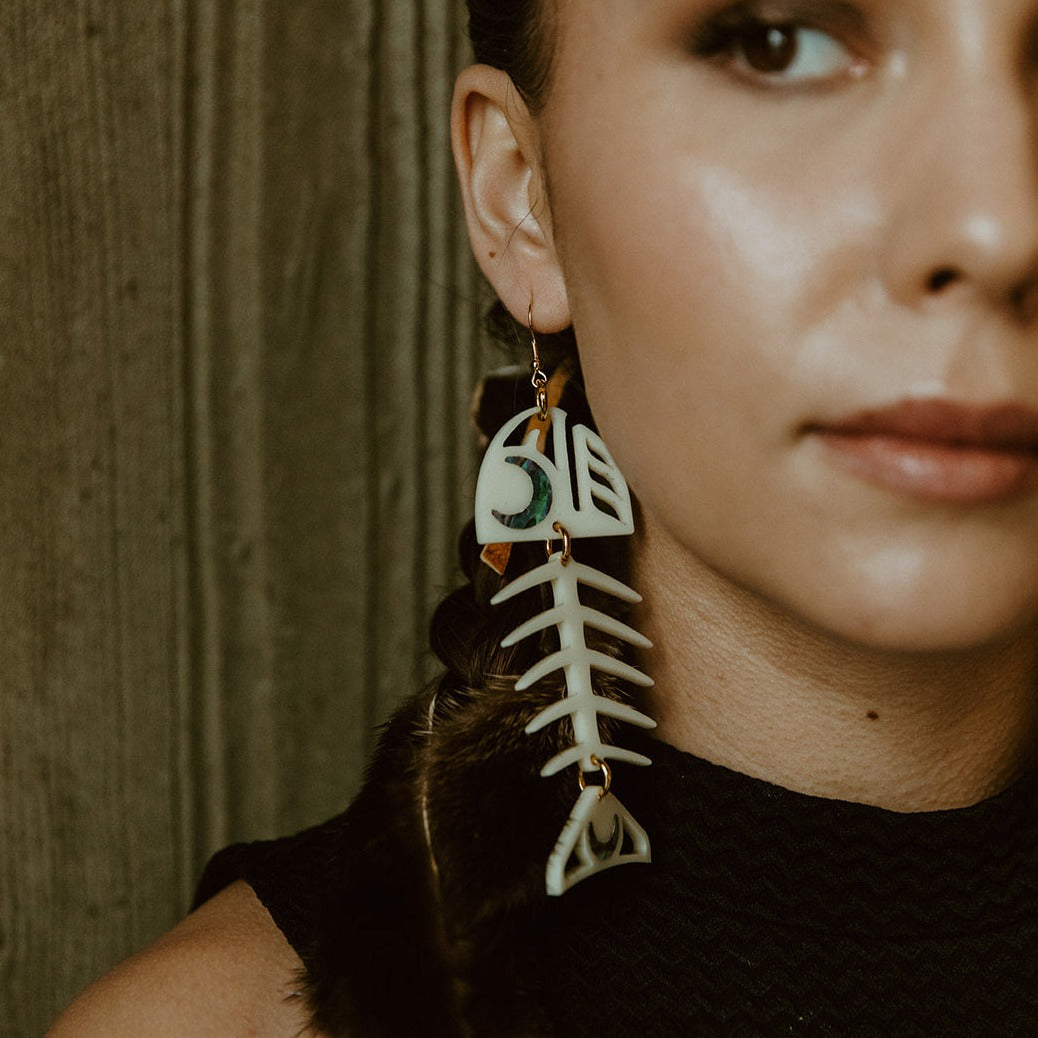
[535,0,1038,653]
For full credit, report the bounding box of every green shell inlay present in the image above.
[493,455,553,531]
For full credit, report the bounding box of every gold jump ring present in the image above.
[544,521,573,565]
[577,755,612,799]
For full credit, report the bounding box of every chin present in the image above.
[758,523,1038,655]
[833,618,1029,657]
[798,582,1038,657]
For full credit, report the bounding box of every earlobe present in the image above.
[451,64,571,333]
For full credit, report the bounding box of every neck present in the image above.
[634,517,1038,812]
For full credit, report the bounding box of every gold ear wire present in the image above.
[529,301,549,422]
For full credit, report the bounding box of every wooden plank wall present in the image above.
[0,2,490,1032]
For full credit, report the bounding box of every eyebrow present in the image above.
[699,0,871,34]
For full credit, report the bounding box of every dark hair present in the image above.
[410,15,641,1022]
[465,0,553,111]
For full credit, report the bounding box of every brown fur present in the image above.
[301,680,582,1036]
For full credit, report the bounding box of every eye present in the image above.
[688,8,870,89]
[737,23,849,79]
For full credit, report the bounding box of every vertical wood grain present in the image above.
[258,0,379,832]
[3,1,487,1033]
[181,0,488,853]
[0,3,187,1032]
[182,0,273,873]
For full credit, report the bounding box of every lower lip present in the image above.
[815,432,1038,504]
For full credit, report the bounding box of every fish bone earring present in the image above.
[474,307,656,896]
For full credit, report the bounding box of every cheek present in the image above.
[555,153,870,497]
[539,57,1038,651]
[548,145,1038,650]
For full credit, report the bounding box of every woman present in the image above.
[50,0,1038,1034]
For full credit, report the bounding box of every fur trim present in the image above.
[303,679,585,1037]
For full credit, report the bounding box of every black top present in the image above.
[196,735,1038,1036]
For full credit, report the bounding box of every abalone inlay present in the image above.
[492,456,553,530]
[474,406,634,545]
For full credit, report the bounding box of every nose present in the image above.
[882,67,1038,319]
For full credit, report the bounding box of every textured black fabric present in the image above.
[195,732,1038,1036]
[538,737,1038,1036]
[194,810,347,973]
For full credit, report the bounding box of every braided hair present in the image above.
[306,8,648,1034]
[429,0,641,778]
[421,0,644,930]
[351,5,644,1030]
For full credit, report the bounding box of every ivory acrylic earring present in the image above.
[473,309,656,896]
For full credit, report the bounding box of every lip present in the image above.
[807,399,1038,504]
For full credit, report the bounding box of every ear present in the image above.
[451,64,571,333]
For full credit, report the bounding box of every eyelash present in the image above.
[686,3,871,89]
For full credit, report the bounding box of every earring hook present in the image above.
[529,301,549,421]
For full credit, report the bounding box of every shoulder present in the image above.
[46,880,326,1038]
